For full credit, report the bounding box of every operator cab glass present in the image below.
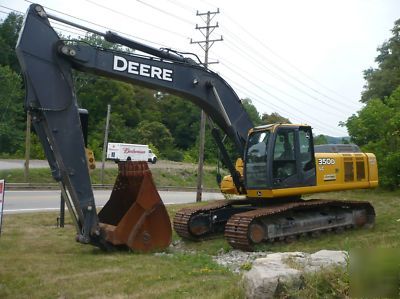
[245,126,316,190]
[272,129,297,186]
[245,130,271,189]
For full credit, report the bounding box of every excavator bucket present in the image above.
[98,161,171,252]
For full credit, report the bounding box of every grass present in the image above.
[276,265,350,298]
[0,211,243,299]
[0,189,398,298]
[0,167,223,189]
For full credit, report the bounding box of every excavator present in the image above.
[16,4,378,252]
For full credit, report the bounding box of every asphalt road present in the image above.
[0,159,212,170]
[2,190,224,214]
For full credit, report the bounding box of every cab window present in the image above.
[299,127,314,171]
[245,131,270,188]
[272,129,296,184]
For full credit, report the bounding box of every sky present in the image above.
[1,0,399,137]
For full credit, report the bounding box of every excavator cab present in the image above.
[244,124,316,191]
[222,124,316,195]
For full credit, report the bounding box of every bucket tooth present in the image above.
[98,161,171,252]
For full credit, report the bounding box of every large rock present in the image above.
[243,250,347,299]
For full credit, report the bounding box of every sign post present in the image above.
[0,180,5,236]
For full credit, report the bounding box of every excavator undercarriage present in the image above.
[174,198,375,251]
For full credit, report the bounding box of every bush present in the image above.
[162,147,184,162]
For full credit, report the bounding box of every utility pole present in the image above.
[24,111,31,182]
[191,9,223,202]
[101,104,111,185]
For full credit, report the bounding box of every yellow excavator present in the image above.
[174,124,377,250]
[16,4,377,252]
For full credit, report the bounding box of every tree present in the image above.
[242,98,262,125]
[344,19,400,189]
[314,135,328,145]
[158,94,200,150]
[345,88,400,189]
[0,13,23,72]
[133,120,174,151]
[361,19,400,103]
[0,65,25,154]
[261,112,290,124]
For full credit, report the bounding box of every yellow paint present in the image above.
[222,152,378,198]
[85,148,96,171]
[220,158,244,194]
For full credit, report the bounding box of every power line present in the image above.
[136,2,347,133]
[222,13,358,106]
[222,71,345,136]
[0,5,23,14]
[231,83,344,136]
[84,0,189,39]
[199,0,219,10]
[3,2,346,136]
[135,0,194,26]
[0,5,94,39]
[220,27,353,113]
[96,0,357,119]
[165,0,194,13]
[53,25,86,38]
[222,37,351,115]
[219,60,343,119]
[23,0,172,49]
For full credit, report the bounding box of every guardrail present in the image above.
[5,183,220,193]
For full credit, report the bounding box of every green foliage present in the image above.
[78,33,123,51]
[0,65,25,154]
[313,134,328,145]
[261,112,290,124]
[361,19,400,103]
[278,265,349,298]
[162,146,184,162]
[345,83,400,190]
[134,120,174,151]
[158,94,200,150]
[29,133,45,159]
[147,143,160,158]
[344,18,400,190]
[0,12,23,73]
[242,98,261,125]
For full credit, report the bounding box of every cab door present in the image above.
[271,126,316,188]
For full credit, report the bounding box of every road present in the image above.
[2,190,224,214]
[0,159,213,170]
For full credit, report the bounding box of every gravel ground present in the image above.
[212,249,271,273]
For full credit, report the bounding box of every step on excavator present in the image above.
[16,4,378,252]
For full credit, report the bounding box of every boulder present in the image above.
[243,250,347,298]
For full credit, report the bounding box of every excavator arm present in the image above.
[16,4,253,249]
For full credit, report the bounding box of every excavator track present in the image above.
[173,199,253,240]
[173,198,375,251]
[225,199,375,251]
